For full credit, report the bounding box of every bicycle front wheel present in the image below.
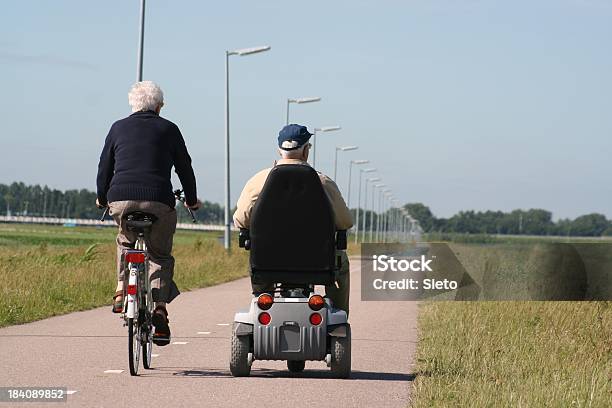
[128,318,141,376]
[142,322,153,369]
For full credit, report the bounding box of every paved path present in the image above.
[0,259,419,407]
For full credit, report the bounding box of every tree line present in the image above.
[2,182,610,236]
[0,182,224,224]
[403,203,612,237]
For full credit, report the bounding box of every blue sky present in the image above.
[1,0,611,219]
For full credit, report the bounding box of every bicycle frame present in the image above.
[124,237,152,320]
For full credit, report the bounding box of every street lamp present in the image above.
[363,176,380,242]
[371,183,385,242]
[136,0,145,81]
[389,198,398,242]
[224,45,271,250]
[378,189,391,242]
[334,145,358,181]
[392,199,401,242]
[355,168,376,243]
[390,196,398,242]
[312,125,340,169]
[286,97,321,124]
[347,160,369,209]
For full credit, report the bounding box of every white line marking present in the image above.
[216,323,230,326]
[103,369,124,374]
[172,341,188,345]
[151,354,160,357]
[66,390,77,395]
[197,331,211,335]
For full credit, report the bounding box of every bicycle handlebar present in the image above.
[100,207,109,222]
[173,189,197,223]
[98,190,198,224]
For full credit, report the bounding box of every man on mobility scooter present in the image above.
[231,124,353,377]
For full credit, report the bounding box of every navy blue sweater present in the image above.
[96,111,197,208]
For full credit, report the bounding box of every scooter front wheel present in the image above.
[287,360,305,373]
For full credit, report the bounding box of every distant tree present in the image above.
[522,209,554,235]
[570,213,609,236]
[404,203,436,232]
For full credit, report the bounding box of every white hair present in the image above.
[128,81,164,112]
[279,144,307,159]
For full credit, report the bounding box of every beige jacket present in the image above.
[233,158,353,230]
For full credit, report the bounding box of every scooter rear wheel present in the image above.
[330,324,351,378]
[230,331,251,377]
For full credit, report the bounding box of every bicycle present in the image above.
[100,190,196,376]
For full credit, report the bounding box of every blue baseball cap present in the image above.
[278,124,313,150]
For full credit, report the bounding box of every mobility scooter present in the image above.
[230,164,351,378]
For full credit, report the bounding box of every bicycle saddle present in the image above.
[124,211,158,232]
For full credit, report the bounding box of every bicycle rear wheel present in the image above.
[128,318,141,376]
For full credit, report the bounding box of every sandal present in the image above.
[112,290,124,314]
[152,306,171,346]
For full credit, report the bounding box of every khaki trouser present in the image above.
[109,200,180,303]
[251,251,351,317]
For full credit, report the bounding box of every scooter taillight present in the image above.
[309,313,322,326]
[257,293,274,310]
[258,312,271,325]
[308,295,325,311]
[127,285,137,295]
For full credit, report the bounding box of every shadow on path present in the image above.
[148,367,416,382]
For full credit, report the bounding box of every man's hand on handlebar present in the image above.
[184,199,202,211]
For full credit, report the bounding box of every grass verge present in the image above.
[410,301,611,406]
[411,237,611,406]
[0,224,248,327]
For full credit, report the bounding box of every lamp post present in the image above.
[394,206,400,242]
[376,189,383,242]
[387,196,397,243]
[372,183,385,242]
[401,211,408,241]
[385,191,393,241]
[224,45,271,250]
[311,126,340,169]
[363,177,380,242]
[334,145,358,181]
[355,168,376,243]
[388,200,395,242]
[286,97,321,125]
[347,160,368,209]
[379,189,391,242]
[136,0,145,81]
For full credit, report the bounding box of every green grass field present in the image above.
[410,238,612,407]
[0,223,249,327]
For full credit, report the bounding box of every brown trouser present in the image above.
[109,200,180,303]
[251,251,351,317]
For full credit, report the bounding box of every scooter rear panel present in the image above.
[253,301,327,361]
